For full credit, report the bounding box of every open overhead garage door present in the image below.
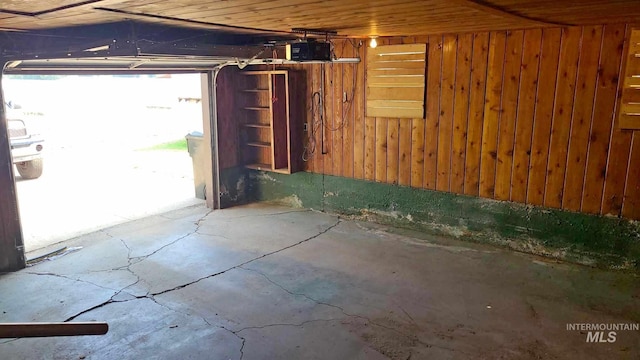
[0,21,285,271]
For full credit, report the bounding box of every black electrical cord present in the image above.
[302,39,361,162]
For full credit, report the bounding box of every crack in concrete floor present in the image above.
[23,271,121,293]
[10,212,444,358]
[43,210,342,360]
[5,205,639,359]
[236,266,463,355]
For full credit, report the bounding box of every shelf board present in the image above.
[245,163,272,171]
[241,89,269,93]
[247,141,271,148]
[243,123,270,129]
[243,106,270,111]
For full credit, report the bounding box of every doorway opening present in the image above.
[3,73,206,253]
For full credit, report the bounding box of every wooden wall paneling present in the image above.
[310,63,323,173]
[510,29,542,203]
[386,38,403,185]
[407,36,425,188]
[494,30,524,201]
[228,67,241,169]
[464,32,490,196]
[424,35,442,190]
[414,36,430,45]
[410,116,425,188]
[387,117,400,184]
[364,37,378,181]
[303,63,314,172]
[450,33,473,194]
[217,67,239,170]
[374,38,389,183]
[354,43,366,180]
[342,42,355,179]
[398,117,412,186]
[544,27,581,208]
[398,37,416,187]
[290,64,307,172]
[622,133,640,218]
[581,25,626,214]
[323,63,334,176]
[301,64,311,172]
[562,26,603,211]
[375,116,388,182]
[436,34,457,192]
[602,25,634,216]
[284,27,636,219]
[410,35,429,188]
[479,32,507,198]
[527,28,562,205]
[364,114,376,180]
[332,53,344,177]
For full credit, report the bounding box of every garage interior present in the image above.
[1,1,640,358]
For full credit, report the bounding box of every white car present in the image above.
[6,102,44,179]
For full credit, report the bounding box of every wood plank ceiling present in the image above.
[1,0,639,37]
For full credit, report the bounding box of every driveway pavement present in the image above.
[16,148,203,252]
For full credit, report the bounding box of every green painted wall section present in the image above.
[246,170,640,271]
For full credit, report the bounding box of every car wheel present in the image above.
[16,159,43,179]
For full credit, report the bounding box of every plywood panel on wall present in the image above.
[479,32,506,199]
[216,67,240,170]
[527,28,562,206]
[436,35,457,192]
[562,26,603,212]
[353,43,366,180]
[464,32,490,196]
[581,24,627,215]
[510,29,542,204]
[450,34,473,194]
[544,27,581,209]
[251,25,637,220]
[494,30,523,201]
[424,35,442,190]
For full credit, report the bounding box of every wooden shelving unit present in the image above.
[237,70,302,174]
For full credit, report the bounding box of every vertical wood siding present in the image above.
[218,24,638,220]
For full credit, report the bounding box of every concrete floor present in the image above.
[1,203,638,359]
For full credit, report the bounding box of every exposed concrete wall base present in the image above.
[248,170,640,271]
